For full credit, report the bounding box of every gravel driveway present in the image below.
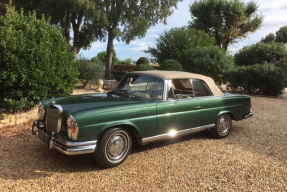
[0,96,286,191]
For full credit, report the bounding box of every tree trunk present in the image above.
[71,46,81,61]
[222,41,229,51]
[71,14,84,61]
[61,11,71,48]
[105,29,114,80]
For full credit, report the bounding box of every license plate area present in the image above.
[38,131,50,145]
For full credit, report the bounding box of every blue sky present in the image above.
[80,0,287,61]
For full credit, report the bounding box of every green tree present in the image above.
[134,65,154,71]
[78,58,104,87]
[275,26,287,43]
[7,0,183,78]
[234,42,287,69]
[0,1,5,15]
[159,59,183,71]
[91,51,119,66]
[5,0,104,59]
[121,58,133,65]
[189,0,263,50]
[260,33,275,43]
[146,27,215,65]
[98,0,183,79]
[136,57,149,65]
[0,4,78,111]
[184,46,234,84]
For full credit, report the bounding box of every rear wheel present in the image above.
[94,128,132,168]
[210,114,232,138]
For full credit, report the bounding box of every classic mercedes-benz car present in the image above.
[32,71,252,168]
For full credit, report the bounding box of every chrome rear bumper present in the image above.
[32,121,97,155]
[244,109,253,119]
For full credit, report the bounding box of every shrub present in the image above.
[133,64,154,71]
[227,63,286,96]
[114,65,135,72]
[184,46,234,84]
[78,60,104,87]
[275,26,287,43]
[159,59,183,71]
[136,57,149,65]
[121,58,133,65]
[145,27,215,65]
[234,42,287,67]
[0,5,78,112]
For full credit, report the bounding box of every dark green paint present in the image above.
[40,92,251,142]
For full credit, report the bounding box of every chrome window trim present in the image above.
[191,79,214,97]
[141,124,215,144]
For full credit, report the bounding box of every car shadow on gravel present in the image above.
[130,131,211,155]
[0,128,214,181]
[0,133,105,181]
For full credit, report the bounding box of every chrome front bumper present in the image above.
[244,109,253,119]
[32,121,97,155]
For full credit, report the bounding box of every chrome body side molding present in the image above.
[141,124,215,144]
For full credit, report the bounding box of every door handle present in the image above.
[194,106,202,110]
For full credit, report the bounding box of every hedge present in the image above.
[227,63,286,96]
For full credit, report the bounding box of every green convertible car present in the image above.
[32,70,253,168]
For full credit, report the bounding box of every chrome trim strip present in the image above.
[244,109,253,119]
[141,124,215,144]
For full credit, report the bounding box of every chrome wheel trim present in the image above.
[218,115,231,136]
[105,131,129,162]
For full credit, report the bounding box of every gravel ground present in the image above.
[0,96,286,191]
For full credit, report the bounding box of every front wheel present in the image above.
[94,128,132,168]
[210,114,232,138]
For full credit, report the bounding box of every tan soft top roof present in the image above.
[129,70,223,96]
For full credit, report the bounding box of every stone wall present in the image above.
[0,108,38,128]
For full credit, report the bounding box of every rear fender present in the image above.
[217,110,235,121]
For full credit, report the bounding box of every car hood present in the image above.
[41,92,152,115]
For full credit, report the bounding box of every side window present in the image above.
[192,79,212,97]
[170,79,195,99]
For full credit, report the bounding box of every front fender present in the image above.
[72,104,157,142]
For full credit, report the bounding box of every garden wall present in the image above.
[0,108,37,128]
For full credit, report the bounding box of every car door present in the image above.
[156,79,202,135]
[191,79,219,126]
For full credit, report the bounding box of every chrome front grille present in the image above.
[46,105,63,133]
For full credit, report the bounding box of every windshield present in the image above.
[113,74,165,100]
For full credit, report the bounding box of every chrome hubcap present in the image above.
[218,115,231,135]
[106,132,128,161]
